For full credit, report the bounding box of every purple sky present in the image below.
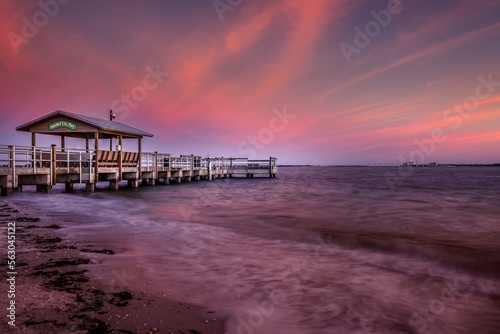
[1,0,499,164]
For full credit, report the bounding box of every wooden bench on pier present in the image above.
[96,150,139,168]
[122,152,140,167]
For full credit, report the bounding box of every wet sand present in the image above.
[0,199,227,334]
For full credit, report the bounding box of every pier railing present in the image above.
[1,145,277,171]
[0,145,97,187]
[0,145,51,168]
[140,154,277,171]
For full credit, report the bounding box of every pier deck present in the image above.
[0,145,277,195]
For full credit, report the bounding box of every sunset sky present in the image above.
[1,0,499,164]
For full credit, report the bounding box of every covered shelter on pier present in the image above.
[15,110,153,183]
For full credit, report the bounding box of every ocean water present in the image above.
[9,166,500,333]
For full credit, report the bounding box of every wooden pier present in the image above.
[0,110,277,195]
[0,146,277,195]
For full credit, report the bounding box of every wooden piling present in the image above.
[109,180,119,190]
[128,179,139,188]
[65,182,73,192]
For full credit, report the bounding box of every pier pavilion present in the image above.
[0,110,277,195]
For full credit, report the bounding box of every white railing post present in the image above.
[89,149,94,182]
[208,157,212,180]
[32,146,36,174]
[66,148,69,173]
[79,151,82,183]
[154,152,158,179]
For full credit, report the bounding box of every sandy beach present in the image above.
[0,199,227,334]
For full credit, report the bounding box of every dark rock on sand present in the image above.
[24,224,40,229]
[113,291,133,300]
[16,216,40,222]
[81,248,116,255]
[34,258,92,270]
[43,244,78,250]
[45,224,62,229]
[35,236,63,244]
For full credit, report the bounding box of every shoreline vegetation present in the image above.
[0,199,226,334]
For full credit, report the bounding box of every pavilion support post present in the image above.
[138,138,142,179]
[61,136,65,152]
[94,132,99,184]
[118,135,123,181]
[85,137,89,152]
[51,144,57,185]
